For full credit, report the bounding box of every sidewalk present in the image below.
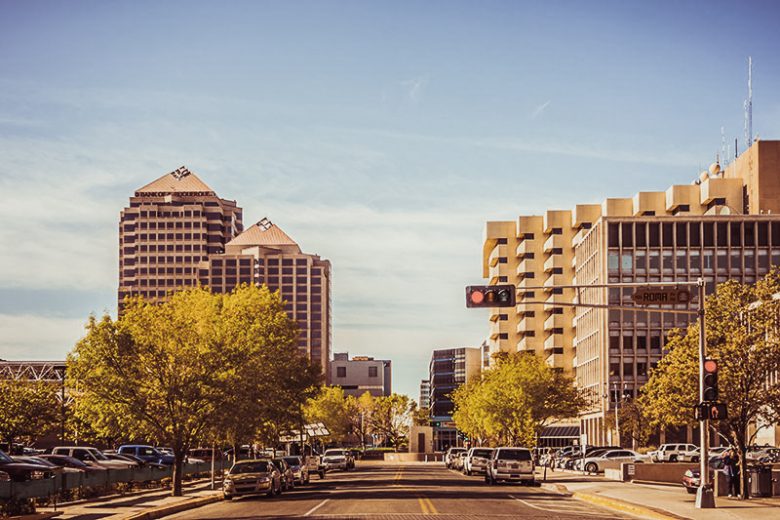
[37,481,222,520]
[539,470,780,520]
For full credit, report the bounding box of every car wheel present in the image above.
[585,462,598,473]
[669,455,678,463]
[691,456,700,463]
[224,493,233,501]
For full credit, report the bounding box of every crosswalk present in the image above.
[508,493,629,518]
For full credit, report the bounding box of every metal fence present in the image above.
[0,462,212,501]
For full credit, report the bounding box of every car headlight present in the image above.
[30,471,46,480]
[0,471,10,482]
[258,477,270,482]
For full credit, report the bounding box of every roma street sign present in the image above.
[632,287,691,306]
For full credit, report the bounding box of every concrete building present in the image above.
[329,353,391,397]
[200,218,332,378]
[429,346,481,451]
[419,379,431,409]
[118,166,243,310]
[119,167,331,377]
[481,139,780,446]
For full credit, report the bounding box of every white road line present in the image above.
[304,498,330,517]
[508,494,624,518]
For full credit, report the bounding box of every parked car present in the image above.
[463,447,494,476]
[0,450,55,482]
[580,449,648,473]
[649,443,699,463]
[485,447,535,485]
[272,458,295,491]
[223,459,282,500]
[453,451,467,471]
[322,449,351,471]
[51,446,135,469]
[566,446,621,470]
[283,455,310,485]
[12,455,76,475]
[444,447,468,469]
[118,445,175,465]
[38,454,107,473]
[681,456,728,494]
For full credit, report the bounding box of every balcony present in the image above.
[518,314,535,332]
[516,240,531,258]
[543,234,565,252]
[544,255,564,272]
[488,244,508,267]
[544,313,565,331]
[545,353,564,368]
[543,274,566,290]
[544,333,564,350]
[517,277,536,290]
[517,336,536,352]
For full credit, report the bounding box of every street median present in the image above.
[122,492,223,520]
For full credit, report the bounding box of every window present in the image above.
[336,366,346,378]
[497,238,508,244]
[498,257,508,264]
[369,366,378,378]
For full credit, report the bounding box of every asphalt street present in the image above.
[168,462,631,519]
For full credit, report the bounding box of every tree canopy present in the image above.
[0,379,59,451]
[453,352,586,446]
[640,269,780,498]
[68,285,320,496]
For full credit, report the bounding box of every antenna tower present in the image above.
[744,56,753,150]
[720,126,727,166]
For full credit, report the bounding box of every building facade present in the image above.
[329,352,391,397]
[429,346,481,451]
[481,140,780,446]
[419,379,431,409]
[118,166,243,310]
[119,167,331,377]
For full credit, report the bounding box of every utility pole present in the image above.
[613,381,621,448]
[696,278,715,508]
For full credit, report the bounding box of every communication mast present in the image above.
[744,56,753,150]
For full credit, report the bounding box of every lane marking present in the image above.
[417,497,430,514]
[423,497,437,514]
[508,494,623,517]
[304,498,330,517]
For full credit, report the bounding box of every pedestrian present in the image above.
[549,449,556,473]
[723,449,740,498]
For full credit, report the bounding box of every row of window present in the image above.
[607,221,780,248]
[335,366,380,378]
[133,232,227,240]
[608,248,778,274]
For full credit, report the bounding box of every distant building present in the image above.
[329,352,391,397]
[429,346,481,451]
[119,166,331,378]
[419,379,431,409]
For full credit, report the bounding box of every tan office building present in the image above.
[481,140,780,445]
[119,166,243,309]
[119,167,331,378]
[198,218,332,378]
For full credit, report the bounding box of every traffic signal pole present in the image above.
[696,278,715,508]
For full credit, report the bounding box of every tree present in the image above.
[368,394,413,451]
[0,379,58,452]
[410,402,431,426]
[641,271,780,499]
[452,353,587,447]
[305,386,355,444]
[68,285,316,496]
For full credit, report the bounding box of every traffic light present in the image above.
[465,285,516,308]
[703,358,718,402]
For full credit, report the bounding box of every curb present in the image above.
[121,492,223,520]
[572,491,689,520]
[11,513,63,520]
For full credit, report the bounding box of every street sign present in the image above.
[632,287,691,305]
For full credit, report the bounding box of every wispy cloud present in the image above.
[399,77,428,103]
[530,100,551,119]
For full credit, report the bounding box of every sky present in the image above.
[1,0,779,400]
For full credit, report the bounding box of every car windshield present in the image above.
[230,461,270,474]
[325,450,344,456]
[498,449,531,461]
[89,450,108,461]
[0,450,13,463]
[473,449,493,457]
[284,457,301,465]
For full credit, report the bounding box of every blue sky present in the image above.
[1,0,779,399]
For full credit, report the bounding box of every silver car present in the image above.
[463,447,494,475]
[223,459,282,499]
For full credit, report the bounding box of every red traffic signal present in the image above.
[466,285,516,308]
[703,358,718,402]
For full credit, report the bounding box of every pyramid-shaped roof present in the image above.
[135,166,215,195]
[228,218,300,249]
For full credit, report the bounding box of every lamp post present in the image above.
[613,381,621,447]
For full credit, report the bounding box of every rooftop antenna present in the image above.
[720,126,727,166]
[744,56,753,150]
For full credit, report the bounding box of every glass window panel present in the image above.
[703,250,714,272]
[608,252,619,272]
[690,250,701,271]
[662,251,673,273]
[648,251,660,272]
[621,252,633,273]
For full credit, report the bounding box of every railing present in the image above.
[0,462,213,501]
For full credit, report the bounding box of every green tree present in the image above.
[453,353,587,447]
[368,394,413,451]
[641,272,780,498]
[68,285,315,496]
[304,386,355,444]
[0,379,58,451]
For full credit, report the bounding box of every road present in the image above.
[168,462,630,519]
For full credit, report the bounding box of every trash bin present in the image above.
[749,467,773,497]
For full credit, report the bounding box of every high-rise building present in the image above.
[419,379,431,410]
[118,166,243,310]
[429,346,481,451]
[119,167,331,378]
[329,352,391,397]
[481,140,780,445]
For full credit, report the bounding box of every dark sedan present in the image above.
[38,454,107,473]
[0,450,54,482]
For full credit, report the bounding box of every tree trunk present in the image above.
[738,443,749,500]
[172,453,184,497]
